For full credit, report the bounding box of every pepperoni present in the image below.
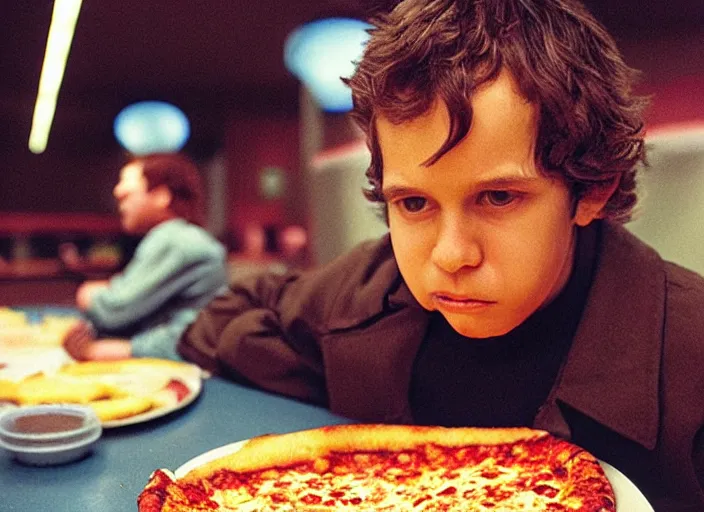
[413,495,432,507]
[182,484,214,503]
[553,466,568,478]
[533,484,559,498]
[270,493,288,503]
[545,504,570,511]
[437,486,457,496]
[211,470,249,488]
[484,487,514,501]
[300,493,322,504]
[305,478,325,490]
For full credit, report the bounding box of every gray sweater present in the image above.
[87,218,227,360]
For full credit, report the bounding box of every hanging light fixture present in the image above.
[113,100,190,155]
[284,18,372,113]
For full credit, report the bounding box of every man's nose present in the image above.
[430,216,483,274]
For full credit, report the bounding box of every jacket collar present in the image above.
[541,222,665,450]
[322,235,428,423]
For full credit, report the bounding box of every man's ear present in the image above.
[152,185,173,210]
[573,178,620,227]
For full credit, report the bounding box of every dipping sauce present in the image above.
[12,413,84,434]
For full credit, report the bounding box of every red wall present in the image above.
[224,115,301,238]
[622,32,704,129]
[640,74,704,130]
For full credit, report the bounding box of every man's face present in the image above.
[113,162,165,234]
[378,70,592,338]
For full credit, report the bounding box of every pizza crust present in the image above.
[182,424,547,482]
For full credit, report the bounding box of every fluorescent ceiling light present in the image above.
[28,0,83,154]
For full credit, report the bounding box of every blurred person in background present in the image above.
[178,0,704,509]
[63,153,228,361]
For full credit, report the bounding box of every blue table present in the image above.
[0,377,352,511]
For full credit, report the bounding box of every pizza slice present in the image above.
[138,424,616,511]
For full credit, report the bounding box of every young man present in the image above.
[63,153,228,361]
[178,0,704,508]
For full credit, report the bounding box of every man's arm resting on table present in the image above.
[76,280,111,311]
[81,339,132,361]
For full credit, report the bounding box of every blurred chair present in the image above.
[307,142,388,265]
[627,126,704,275]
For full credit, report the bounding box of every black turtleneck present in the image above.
[409,223,600,427]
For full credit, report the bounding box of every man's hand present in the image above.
[76,280,110,311]
[62,320,97,361]
[62,320,133,361]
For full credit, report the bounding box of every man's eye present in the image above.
[399,197,427,212]
[481,190,516,207]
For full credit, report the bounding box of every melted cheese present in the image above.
[207,454,585,511]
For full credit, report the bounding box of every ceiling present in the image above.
[0,0,703,170]
[0,0,392,162]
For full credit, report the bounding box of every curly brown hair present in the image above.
[345,0,648,222]
[133,153,206,226]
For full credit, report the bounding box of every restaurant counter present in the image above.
[0,376,352,511]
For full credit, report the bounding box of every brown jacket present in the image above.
[180,222,704,511]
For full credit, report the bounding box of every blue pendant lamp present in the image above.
[114,100,190,155]
[284,18,372,113]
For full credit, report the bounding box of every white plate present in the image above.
[1,361,203,429]
[600,461,654,511]
[174,439,654,511]
[175,439,246,478]
[101,365,203,429]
